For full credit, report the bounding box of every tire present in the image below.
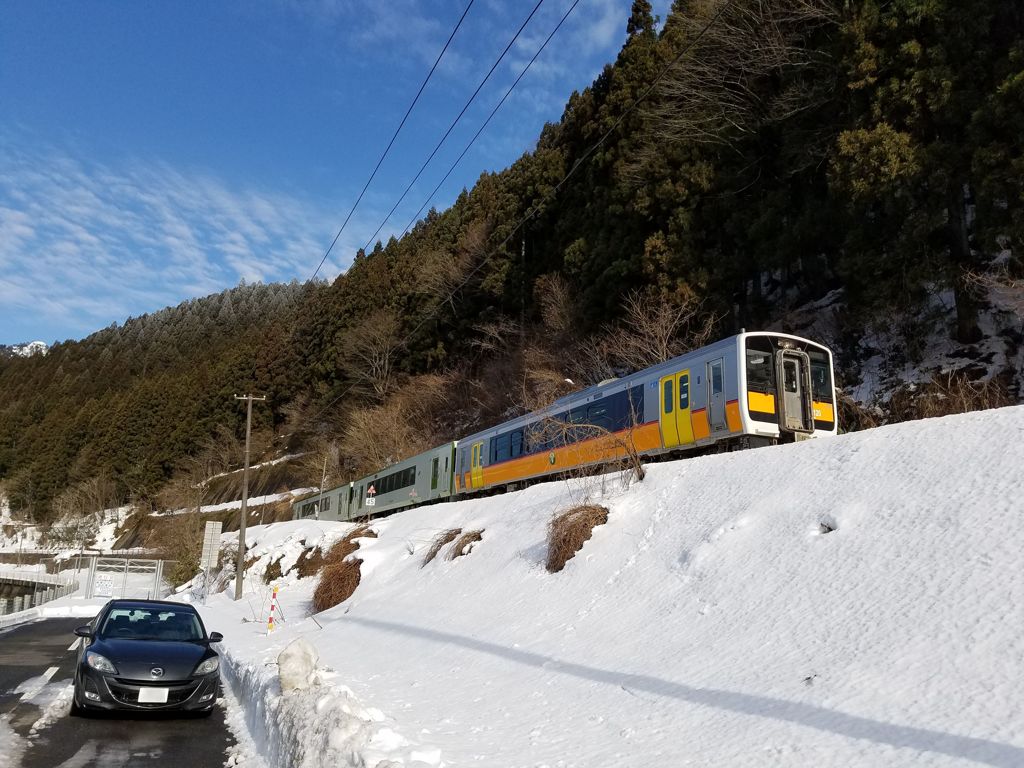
[69,687,86,718]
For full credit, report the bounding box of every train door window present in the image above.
[679,374,689,410]
[710,360,724,395]
[322,496,331,512]
[348,486,354,506]
[444,455,449,473]
[357,485,363,509]
[431,458,439,490]
[663,379,674,414]
[784,360,798,393]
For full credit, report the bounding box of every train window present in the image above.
[746,350,773,392]
[711,361,724,395]
[588,404,611,430]
[357,486,363,509]
[348,486,354,506]
[679,374,689,410]
[808,351,833,402]
[431,458,439,490]
[444,455,449,472]
[663,380,674,414]
[322,496,331,512]
[511,430,524,458]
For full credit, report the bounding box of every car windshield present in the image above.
[100,607,204,641]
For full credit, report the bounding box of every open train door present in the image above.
[775,347,814,434]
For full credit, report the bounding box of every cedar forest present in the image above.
[2,0,1023,525]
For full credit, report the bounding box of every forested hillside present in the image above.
[2,0,1022,524]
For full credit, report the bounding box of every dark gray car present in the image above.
[71,599,222,716]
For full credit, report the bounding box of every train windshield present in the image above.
[744,335,833,402]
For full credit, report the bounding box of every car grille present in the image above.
[107,678,200,707]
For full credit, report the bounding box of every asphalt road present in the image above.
[0,617,236,767]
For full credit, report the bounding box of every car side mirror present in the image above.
[208,632,223,643]
[74,625,93,639]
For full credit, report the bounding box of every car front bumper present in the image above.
[76,666,220,712]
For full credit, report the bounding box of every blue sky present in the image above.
[0,0,671,345]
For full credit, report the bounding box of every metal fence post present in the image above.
[12,596,22,613]
[85,557,96,599]
[0,598,6,615]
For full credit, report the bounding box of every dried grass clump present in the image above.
[262,556,283,585]
[325,525,377,564]
[308,524,379,610]
[546,505,609,573]
[447,530,483,561]
[312,558,362,613]
[888,371,1012,423]
[422,528,462,566]
[292,545,325,579]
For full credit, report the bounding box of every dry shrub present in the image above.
[546,505,609,574]
[422,528,462,566]
[149,513,205,586]
[837,390,878,433]
[888,372,1012,422]
[312,558,362,613]
[310,524,376,612]
[447,530,483,561]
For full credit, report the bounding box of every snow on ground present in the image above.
[208,453,306,482]
[155,489,318,518]
[771,286,1024,406]
[0,715,24,768]
[198,405,1024,768]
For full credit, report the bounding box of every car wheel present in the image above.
[69,687,86,718]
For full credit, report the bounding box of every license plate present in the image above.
[138,687,169,704]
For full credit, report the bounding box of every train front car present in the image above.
[740,332,838,443]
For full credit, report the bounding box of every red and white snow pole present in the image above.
[267,584,280,634]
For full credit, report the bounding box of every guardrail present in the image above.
[0,571,78,618]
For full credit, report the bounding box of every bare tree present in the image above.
[416,219,492,313]
[642,0,836,155]
[534,273,576,340]
[340,374,450,475]
[338,309,405,401]
[600,289,719,373]
[296,438,345,491]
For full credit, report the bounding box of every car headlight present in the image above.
[85,651,118,674]
[194,656,219,675]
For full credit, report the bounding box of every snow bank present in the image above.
[202,406,1024,767]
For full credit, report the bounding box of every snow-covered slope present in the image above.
[0,340,48,358]
[201,406,1024,768]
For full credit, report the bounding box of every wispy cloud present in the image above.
[0,139,374,343]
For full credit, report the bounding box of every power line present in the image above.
[400,0,583,239]
[308,0,477,283]
[360,0,547,254]
[307,1,732,426]
[399,0,734,345]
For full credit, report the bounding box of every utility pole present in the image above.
[233,394,266,601]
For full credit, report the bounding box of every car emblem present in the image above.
[150,667,164,678]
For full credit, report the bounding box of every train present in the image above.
[293,331,838,522]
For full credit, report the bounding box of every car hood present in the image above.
[91,638,213,681]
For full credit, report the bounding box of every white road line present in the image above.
[67,639,79,652]
[18,666,59,702]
